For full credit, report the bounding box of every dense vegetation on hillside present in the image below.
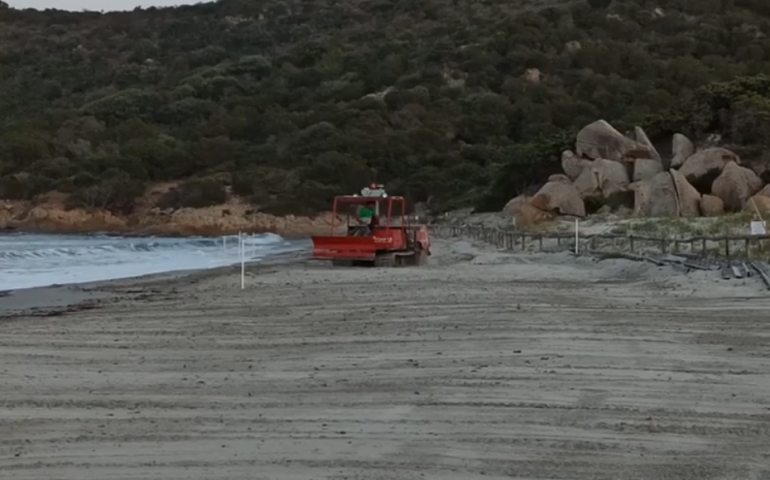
[1,0,770,215]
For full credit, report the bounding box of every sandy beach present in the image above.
[2,238,770,479]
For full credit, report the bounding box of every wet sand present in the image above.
[2,239,770,479]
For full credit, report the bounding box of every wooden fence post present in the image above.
[440,228,766,263]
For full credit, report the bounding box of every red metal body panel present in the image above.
[311,228,408,260]
[310,192,429,262]
[311,236,376,260]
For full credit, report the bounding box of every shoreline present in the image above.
[0,227,311,240]
[0,196,338,239]
[0,229,311,301]
[0,248,311,317]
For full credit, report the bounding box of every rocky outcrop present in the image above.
[633,158,663,182]
[503,195,529,216]
[634,126,661,162]
[502,183,585,227]
[572,167,597,198]
[20,205,127,232]
[516,203,555,226]
[547,173,572,184]
[554,121,739,219]
[670,133,694,169]
[744,195,770,216]
[700,194,724,217]
[529,181,585,217]
[670,169,701,217]
[0,202,20,230]
[632,172,679,217]
[575,120,654,161]
[679,147,741,191]
[561,150,591,180]
[503,195,554,226]
[500,118,768,225]
[137,206,337,237]
[574,158,631,208]
[0,196,336,237]
[711,161,762,212]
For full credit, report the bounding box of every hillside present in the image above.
[1,0,770,220]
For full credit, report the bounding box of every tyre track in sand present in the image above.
[2,240,770,479]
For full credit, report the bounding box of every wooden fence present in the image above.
[434,224,770,261]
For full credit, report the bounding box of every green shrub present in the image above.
[0,173,55,200]
[155,177,227,210]
[67,171,145,214]
[2,1,770,215]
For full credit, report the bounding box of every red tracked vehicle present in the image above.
[310,185,431,267]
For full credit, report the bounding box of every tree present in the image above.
[1,0,770,215]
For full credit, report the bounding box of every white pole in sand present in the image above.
[574,219,579,254]
[223,235,227,256]
[240,232,245,289]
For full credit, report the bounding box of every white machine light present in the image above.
[361,186,386,197]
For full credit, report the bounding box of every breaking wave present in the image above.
[0,233,284,261]
[0,232,303,291]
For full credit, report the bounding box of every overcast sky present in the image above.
[6,0,200,11]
